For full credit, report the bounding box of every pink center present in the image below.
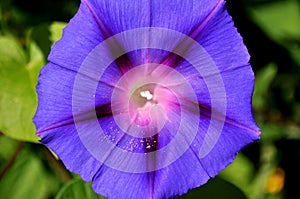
[111,63,181,138]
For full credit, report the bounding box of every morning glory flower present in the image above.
[34,0,260,198]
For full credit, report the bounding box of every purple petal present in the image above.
[48,0,222,73]
[34,63,75,131]
[48,2,104,71]
[83,0,220,34]
[194,2,258,131]
[33,62,114,132]
[40,124,101,181]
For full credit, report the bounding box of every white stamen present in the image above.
[140,91,153,100]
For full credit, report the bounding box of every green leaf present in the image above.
[0,135,18,165]
[49,22,67,44]
[219,153,255,198]
[249,0,300,41]
[0,37,44,142]
[0,21,67,142]
[249,0,300,65]
[259,121,285,142]
[56,178,106,199]
[178,177,247,199]
[0,141,60,199]
[253,63,277,109]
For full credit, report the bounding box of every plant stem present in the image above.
[43,146,72,182]
[0,141,24,180]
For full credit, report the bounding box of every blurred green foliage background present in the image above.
[0,0,299,198]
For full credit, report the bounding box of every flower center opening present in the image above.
[129,84,158,126]
[140,91,153,100]
[111,63,178,137]
[130,84,156,109]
